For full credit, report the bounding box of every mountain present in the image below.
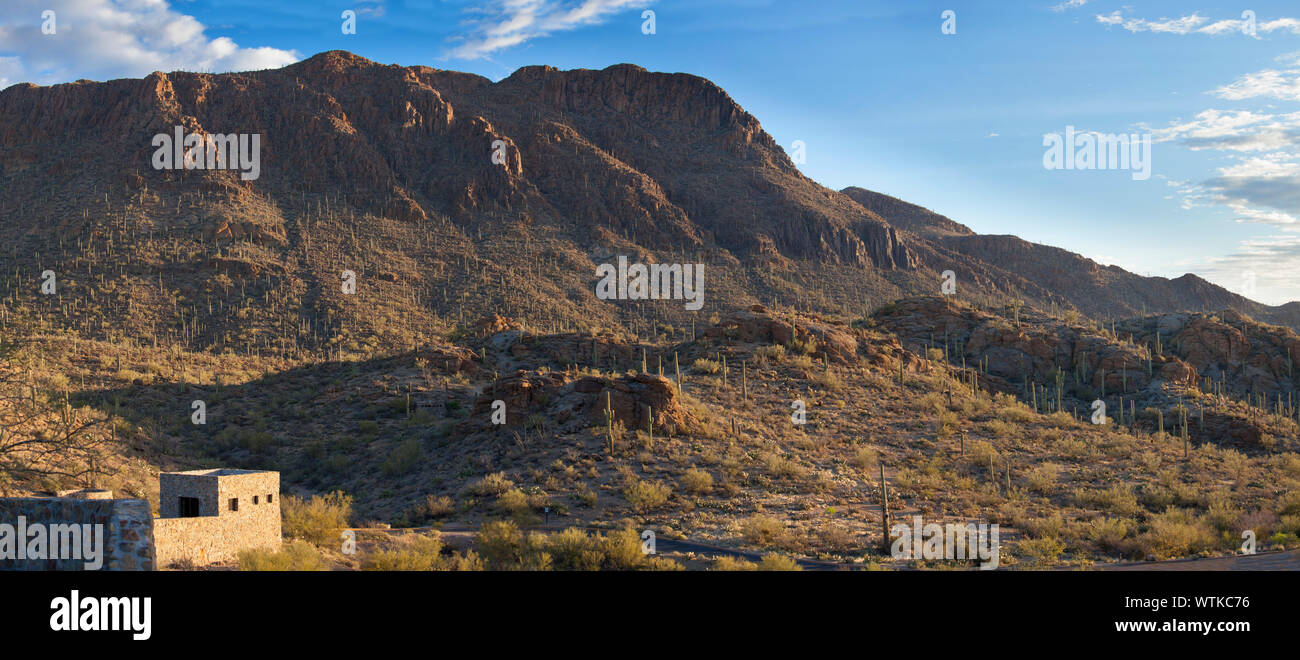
[1,50,1292,359]
[841,187,1299,328]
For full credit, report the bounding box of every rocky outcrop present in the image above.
[467,370,698,434]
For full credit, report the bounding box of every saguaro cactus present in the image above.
[879,460,891,556]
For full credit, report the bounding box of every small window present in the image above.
[229,498,239,512]
[267,494,274,503]
[253,495,259,505]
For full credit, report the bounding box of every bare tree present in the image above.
[0,337,113,491]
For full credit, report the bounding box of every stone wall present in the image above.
[0,498,155,571]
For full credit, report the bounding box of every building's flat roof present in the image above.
[163,469,273,477]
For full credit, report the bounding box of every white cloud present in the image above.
[1195,234,1300,305]
[1094,10,1300,37]
[446,0,654,60]
[1096,11,1209,34]
[1051,0,1088,13]
[1214,68,1300,101]
[0,0,299,89]
[1151,110,1300,152]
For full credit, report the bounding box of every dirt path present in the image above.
[1099,549,1300,571]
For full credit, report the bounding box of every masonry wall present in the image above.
[0,498,155,571]
[154,471,281,567]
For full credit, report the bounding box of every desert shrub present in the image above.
[982,419,1018,440]
[644,557,684,570]
[1021,513,1065,540]
[1055,437,1093,458]
[1138,484,1179,510]
[1278,515,1300,536]
[682,468,714,495]
[1074,484,1140,516]
[754,344,786,364]
[1025,463,1060,493]
[691,358,722,375]
[757,553,802,571]
[381,438,421,475]
[238,540,327,571]
[760,452,808,479]
[1087,517,1131,553]
[362,533,445,571]
[447,551,485,571]
[282,491,353,546]
[1203,494,1240,532]
[1016,537,1065,566]
[851,446,879,471]
[740,515,786,546]
[421,495,455,519]
[788,355,814,370]
[475,520,553,570]
[497,488,531,514]
[996,400,1036,423]
[476,520,523,568]
[1279,491,1300,517]
[1133,508,1215,559]
[547,528,604,571]
[624,479,671,512]
[812,370,842,390]
[602,527,647,569]
[466,472,515,497]
[969,440,998,466]
[713,556,757,571]
[786,336,817,355]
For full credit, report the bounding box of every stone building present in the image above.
[153,469,281,567]
[0,468,281,570]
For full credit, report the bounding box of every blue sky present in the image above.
[2,0,1298,304]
